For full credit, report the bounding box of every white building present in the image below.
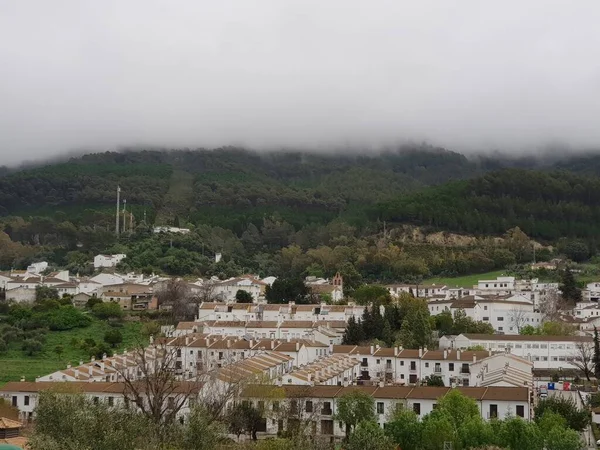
[26,261,48,274]
[427,294,542,334]
[440,333,592,370]
[584,282,600,302]
[153,226,191,234]
[93,254,127,269]
[239,384,531,439]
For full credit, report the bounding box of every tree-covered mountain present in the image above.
[2,147,600,280]
[376,169,600,241]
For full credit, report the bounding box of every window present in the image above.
[12,396,17,407]
[306,401,313,413]
[516,405,524,417]
[489,404,498,419]
[176,349,182,357]
[413,403,421,415]
[258,401,265,411]
[498,327,503,331]
[400,361,404,366]
[425,362,429,368]
[482,317,489,321]
[484,306,488,310]
[377,402,384,414]
[273,401,279,412]
[515,344,522,349]
[24,395,29,406]
[497,317,504,321]
[108,396,114,406]
[448,363,454,371]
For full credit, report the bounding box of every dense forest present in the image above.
[1,147,600,281]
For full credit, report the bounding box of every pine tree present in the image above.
[381,319,393,346]
[594,327,600,379]
[559,268,582,305]
[343,316,365,345]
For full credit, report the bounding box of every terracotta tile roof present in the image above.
[461,333,592,342]
[0,417,22,429]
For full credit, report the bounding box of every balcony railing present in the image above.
[460,368,470,374]
[360,362,368,367]
[434,367,442,373]
[321,408,333,416]
[409,367,417,372]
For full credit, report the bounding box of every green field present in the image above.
[0,319,144,385]
[423,270,509,288]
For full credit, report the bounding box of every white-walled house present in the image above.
[93,254,126,269]
[0,381,201,423]
[239,385,531,439]
[441,333,593,370]
[427,294,541,334]
[584,282,600,302]
[26,261,48,274]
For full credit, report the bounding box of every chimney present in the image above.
[473,355,477,363]
[379,380,384,388]
[249,339,254,348]
[271,341,275,350]
[418,348,423,358]
[74,369,80,379]
[488,349,492,357]
[308,373,312,382]
[287,335,291,343]
[20,375,25,382]
[91,356,96,362]
[185,336,190,346]
[456,350,461,360]
[370,345,374,354]
[67,363,72,369]
[35,377,40,382]
[329,343,333,354]
[227,340,232,348]
[443,350,448,359]
[394,346,399,356]
[296,342,300,352]
[79,360,84,366]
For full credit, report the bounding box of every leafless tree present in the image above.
[156,279,194,322]
[539,289,567,321]
[508,306,529,333]
[112,340,202,425]
[572,342,595,381]
[192,281,217,304]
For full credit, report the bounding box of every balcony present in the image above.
[460,368,470,374]
[360,361,368,367]
[385,366,393,372]
[409,366,417,373]
[321,408,333,416]
[434,367,442,374]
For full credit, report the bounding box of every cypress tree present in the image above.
[594,327,600,379]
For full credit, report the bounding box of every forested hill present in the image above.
[0,146,488,230]
[376,169,600,241]
[3,146,600,236]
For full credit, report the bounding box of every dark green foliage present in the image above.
[265,278,310,304]
[534,396,589,431]
[22,338,43,355]
[342,316,366,345]
[35,285,59,302]
[92,302,124,320]
[351,285,392,306]
[226,403,264,441]
[86,297,103,309]
[104,329,123,347]
[594,327,600,379]
[377,169,600,240]
[559,268,582,305]
[235,289,253,303]
[41,306,92,331]
[423,375,444,386]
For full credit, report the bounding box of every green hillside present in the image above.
[2,148,600,282]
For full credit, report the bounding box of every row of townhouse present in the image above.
[284,355,360,386]
[440,333,593,370]
[0,381,202,424]
[0,382,530,433]
[36,345,164,383]
[427,294,543,334]
[240,384,531,440]
[330,345,533,388]
[196,319,346,344]
[197,301,365,323]
[168,334,331,377]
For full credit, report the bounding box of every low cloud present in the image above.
[1,0,600,164]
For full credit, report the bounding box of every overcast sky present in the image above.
[1,1,600,164]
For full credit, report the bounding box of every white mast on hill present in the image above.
[115,185,121,235]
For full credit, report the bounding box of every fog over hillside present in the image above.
[1,1,600,165]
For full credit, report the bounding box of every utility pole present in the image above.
[115,186,121,235]
[123,199,127,233]
[533,243,536,264]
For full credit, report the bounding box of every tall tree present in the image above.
[335,390,376,437]
[399,299,432,349]
[594,327,600,379]
[559,268,582,305]
[343,316,366,345]
[345,421,395,450]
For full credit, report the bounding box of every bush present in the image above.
[534,396,589,431]
[92,302,124,320]
[22,339,43,356]
[0,338,7,353]
[40,306,92,331]
[104,329,123,348]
